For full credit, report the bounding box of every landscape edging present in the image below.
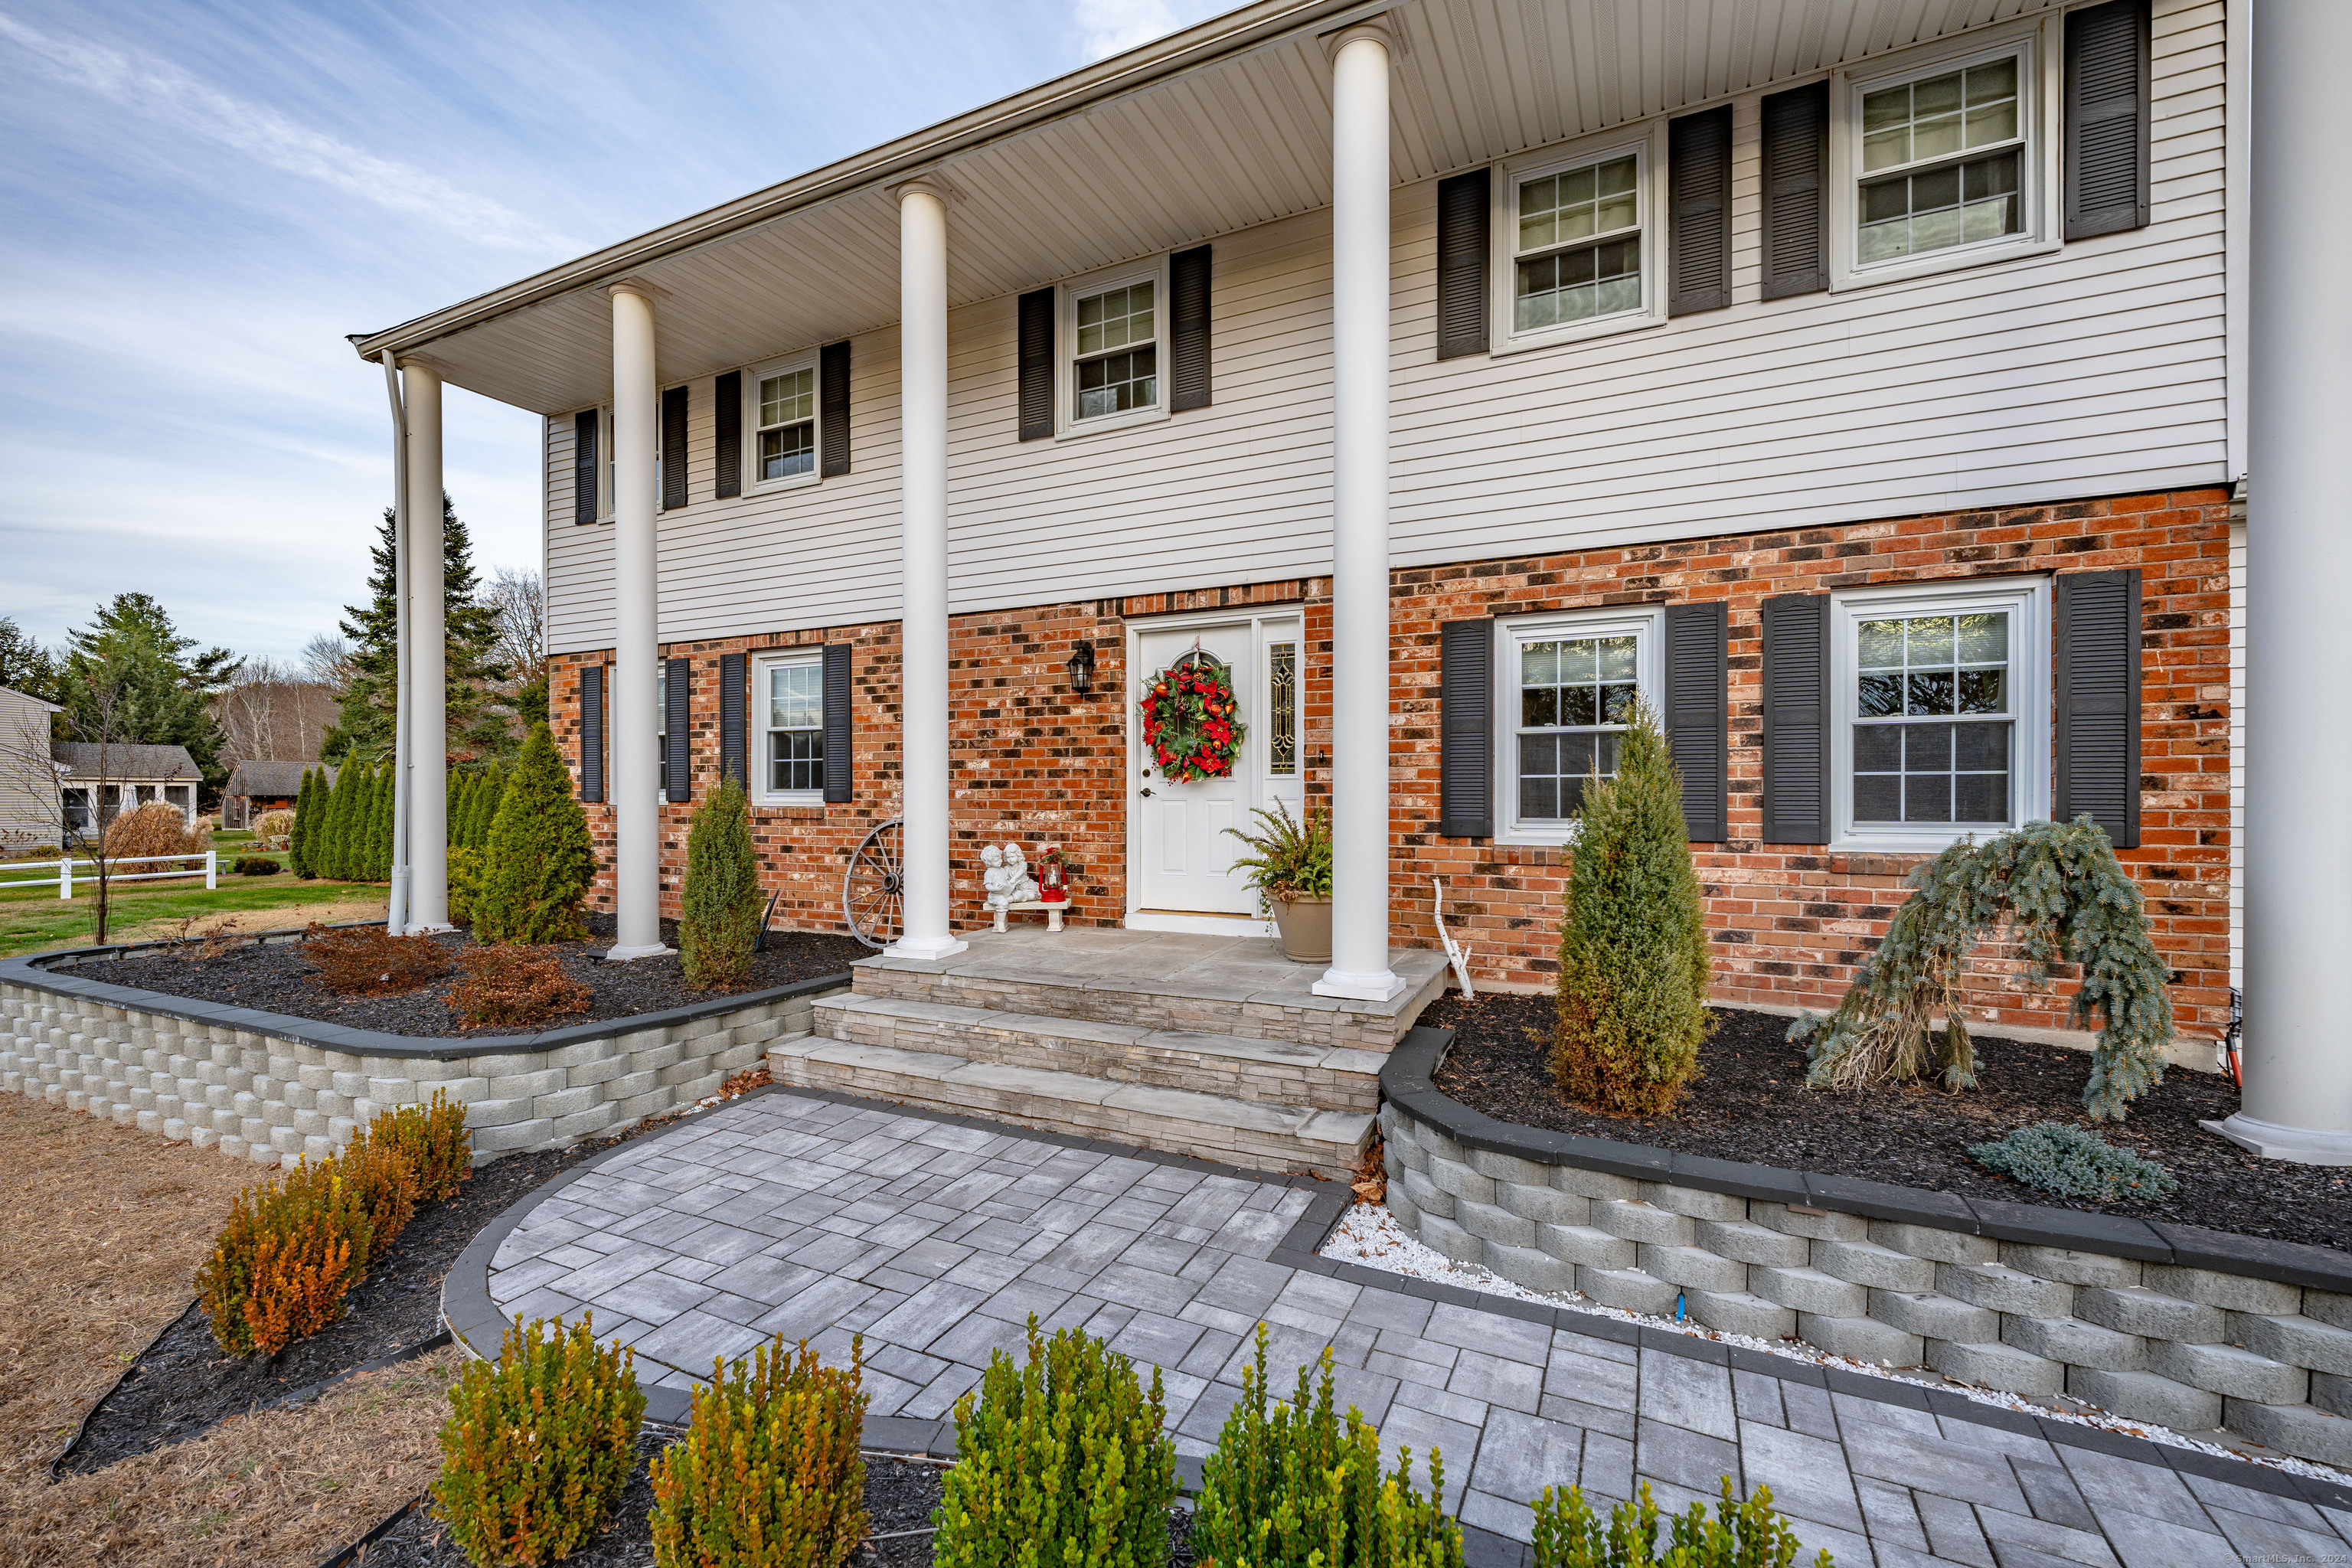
[1379,1026,2352,1471]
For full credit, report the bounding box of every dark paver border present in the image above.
[1380,1026,2352,1296]
[2,928,854,1061]
[440,1080,2352,1521]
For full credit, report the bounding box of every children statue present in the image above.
[981,842,1030,913]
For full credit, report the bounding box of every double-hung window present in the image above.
[758,653,825,800]
[1495,126,1665,352]
[655,665,668,796]
[1494,608,1663,841]
[1831,578,2048,848]
[1060,262,1165,433]
[748,360,818,488]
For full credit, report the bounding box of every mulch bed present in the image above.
[74,925,866,1039]
[1424,995,2352,1254]
[60,1131,646,1475]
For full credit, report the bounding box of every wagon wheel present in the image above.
[843,818,905,950]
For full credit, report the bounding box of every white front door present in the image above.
[1131,612,1305,920]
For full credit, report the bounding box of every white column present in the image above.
[401,359,449,930]
[885,181,966,961]
[2225,0,2352,1163]
[606,283,668,960]
[1315,24,1403,1002]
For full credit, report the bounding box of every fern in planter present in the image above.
[1224,801,1333,913]
[1789,817,2174,1119]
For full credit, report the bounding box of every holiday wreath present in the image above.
[1140,653,1246,782]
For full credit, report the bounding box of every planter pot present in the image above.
[1269,896,1333,963]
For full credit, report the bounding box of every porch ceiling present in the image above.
[352,0,2066,416]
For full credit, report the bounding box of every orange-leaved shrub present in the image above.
[365,1088,473,1201]
[302,923,453,996]
[434,1315,647,1567]
[651,1336,868,1568]
[195,1159,374,1357]
[338,1130,421,1265]
[449,946,593,1029]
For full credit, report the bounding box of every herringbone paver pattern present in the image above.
[484,1093,2347,1567]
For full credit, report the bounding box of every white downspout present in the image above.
[381,351,412,936]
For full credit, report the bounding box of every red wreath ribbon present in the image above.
[1138,658,1247,783]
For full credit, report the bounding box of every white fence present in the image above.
[0,851,217,898]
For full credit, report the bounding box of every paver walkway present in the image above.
[446,1089,2352,1568]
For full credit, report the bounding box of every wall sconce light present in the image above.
[1065,640,1097,697]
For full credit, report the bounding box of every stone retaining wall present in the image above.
[1380,1029,2352,1470]
[0,936,850,1171]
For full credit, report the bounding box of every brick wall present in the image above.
[557,487,2230,1037]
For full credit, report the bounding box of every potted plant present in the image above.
[1224,802,1334,962]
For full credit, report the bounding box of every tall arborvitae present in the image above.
[475,724,596,945]
[322,761,361,880]
[680,777,762,988]
[374,764,397,880]
[289,768,318,879]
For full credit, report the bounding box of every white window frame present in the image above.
[1830,576,2051,852]
[753,650,825,805]
[586,405,615,523]
[1057,256,1170,439]
[743,354,822,495]
[1490,120,1670,356]
[1829,15,2063,292]
[1492,605,1666,846]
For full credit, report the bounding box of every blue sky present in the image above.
[0,0,1223,662]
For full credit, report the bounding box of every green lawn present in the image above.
[0,875,386,959]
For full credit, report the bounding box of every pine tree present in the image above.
[1550,699,1713,1116]
[289,768,317,878]
[475,724,597,945]
[322,492,509,766]
[55,594,240,797]
[680,777,763,988]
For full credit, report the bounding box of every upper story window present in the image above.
[749,360,818,489]
[1493,125,1668,354]
[1073,279,1157,421]
[1493,606,1663,842]
[1833,18,2060,289]
[759,652,825,800]
[1831,577,2049,850]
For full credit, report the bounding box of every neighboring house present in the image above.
[348,0,2270,1050]
[0,685,64,851]
[222,760,327,828]
[52,744,201,835]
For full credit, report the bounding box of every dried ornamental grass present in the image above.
[650,1335,868,1568]
[449,946,593,1029]
[250,807,296,846]
[100,799,207,863]
[301,922,453,995]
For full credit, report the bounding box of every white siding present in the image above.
[0,690,59,850]
[548,0,2228,655]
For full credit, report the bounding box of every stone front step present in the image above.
[766,1034,1374,1179]
[813,993,1382,1113]
[850,937,1448,1054]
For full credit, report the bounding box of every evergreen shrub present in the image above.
[230,856,281,877]
[320,763,361,880]
[1531,1478,1831,1568]
[1550,699,1712,1116]
[289,769,318,878]
[366,1088,474,1201]
[681,776,763,988]
[450,946,593,1029]
[447,845,484,926]
[1789,817,2174,1119]
[1968,1121,2178,1204]
[650,1335,868,1568]
[933,1318,1177,1568]
[194,1158,374,1357]
[475,723,596,945]
[433,1315,646,1568]
[338,1130,421,1264]
[1193,1324,1461,1568]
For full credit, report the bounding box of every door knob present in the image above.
[1140,787,1155,798]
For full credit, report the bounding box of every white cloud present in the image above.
[0,11,570,253]
[1073,0,1182,60]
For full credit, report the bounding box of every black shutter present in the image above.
[2055,569,2142,849]
[660,384,688,511]
[579,663,606,803]
[664,656,691,804]
[822,644,852,805]
[2066,0,2151,240]
[1170,245,1212,412]
[1435,168,1491,360]
[573,410,599,524]
[1438,619,1494,838]
[714,371,742,499]
[720,652,748,792]
[1664,603,1728,841]
[1017,287,1055,440]
[1668,107,1733,317]
[820,341,851,476]
[1761,82,1829,300]
[1761,594,1831,844]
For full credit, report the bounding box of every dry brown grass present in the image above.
[0,1346,464,1568]
[0,1096,252,1481]
[101,801,211,862]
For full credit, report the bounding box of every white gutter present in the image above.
[344,0,1391,364]
[380,351,413,936]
